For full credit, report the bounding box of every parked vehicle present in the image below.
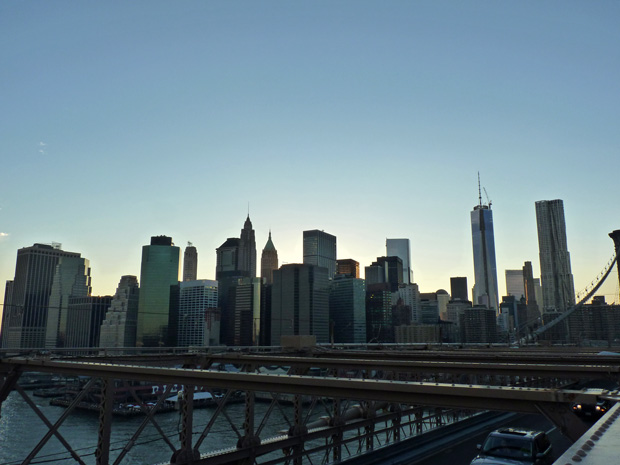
[470,428,553,465]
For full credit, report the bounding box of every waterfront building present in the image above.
[336,259,359,278]
[65,295,112,350]
[535,199,575,312]
[238,215,257,278]
[450,277,468,302]
[45,255,92,348]
[183,243,198,282]
[1,243,85,349]
[329,274,366,343]
[395,324,440,343]
[505,269,525,299]
[99,275,140,350]
[271,264,329,345]
[471,182,499,311]
[303,230,337,279]
[136,236,180,348]
[386,238,413,284]
[177,280,219,347]
[260,231,278,285]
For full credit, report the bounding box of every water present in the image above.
[0,390,298,465]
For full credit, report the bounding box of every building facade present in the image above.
[136,236,180,347]
[238,215,257,278]
[260,232,278,285]
[535,199,575,313]
[271,264,329,345]
[177,279,219,347]
[386,238,413,284]
[329,275,366,343]
[505,269,525,299]
[303,230,337,279]
[99,275,140,350]
[450,277,468,302]
[471,197,499,311]
[183,243,198,282]
[65,295,112,350]
[1,243,85,349]
[336,259,359,279]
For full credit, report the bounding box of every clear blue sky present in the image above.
[1,1,619,316]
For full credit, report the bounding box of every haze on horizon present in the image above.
[1,2,619,316]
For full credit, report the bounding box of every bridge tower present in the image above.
[610,230,620,291]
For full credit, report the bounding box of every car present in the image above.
[571,399,612,420]
[470,428,553,465]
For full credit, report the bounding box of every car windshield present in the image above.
[482,435,533,460]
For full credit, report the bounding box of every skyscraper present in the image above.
[450,277,468,301]
[386,239,413,284]
[329,274,366,343]
[271,264,329,345]
[535,199,575,313]
[177,279,218,347]
[303,230,337,279]
[45,255,92,348]
[99,275,140,350]
[260,231,278,285]
[238,215,257,278]
[505,269,525,299]
[522,261,540,323]
[136,236,180,347]
[1,243,85,349]
[471,180,499,311]
[183,242,198,282]
[336,259,359,278]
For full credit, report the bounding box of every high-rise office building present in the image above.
[365,256,403,291]
[271,264,329,345]
[238,215,257,278]
[99,275,140,350]
[1,243,85,349]
[450,277,468,301]
[365,282,395,343]
[231,277,262,346]
[522,261,540,323]
[260,231,278,285]
[336,259,359,278]
[177,280,219,347]
[329,275,366,343]
[471,181,499,311]
[136,236,180,347]
[505,269,525,299]
[45,256,92,348]
[65,295,112,349]
[303,230,337,279]
[535,200,575,313]
[386,239,413,284]
[183,243,198,282]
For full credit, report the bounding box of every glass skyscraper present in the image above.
[386,238,413,284]
[303,230,337,279]
[535,199,575,312]
[471,202,499,311]
[136,236,180,347]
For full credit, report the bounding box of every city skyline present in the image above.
[1,2,619,316]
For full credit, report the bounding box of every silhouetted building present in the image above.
[216,237,245,346]
[303,230,337,279]
[65,295,112,350]
[238,215,257,278]
[260,231,278,285]
[271,264,329,344]
[471,178,499,311]
[136,236,180,347]
[99,275,140,350]
[463,305,497,343]
[397,283,420,323]
[366,283,394,343]
[336,259,359,278]
[183,243,198,282]
[366,256,403,291]
[329,275,366,343]
[1,243,86,349]
[535,199,575,312]
[386,238,413,284]
[522,261,541,324]
[231,277,262,346]
[450,277,468,302]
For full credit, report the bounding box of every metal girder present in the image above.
[1,358,613,413]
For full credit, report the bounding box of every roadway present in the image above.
[413,413,574,465]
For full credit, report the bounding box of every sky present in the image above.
[1,1,619,320]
